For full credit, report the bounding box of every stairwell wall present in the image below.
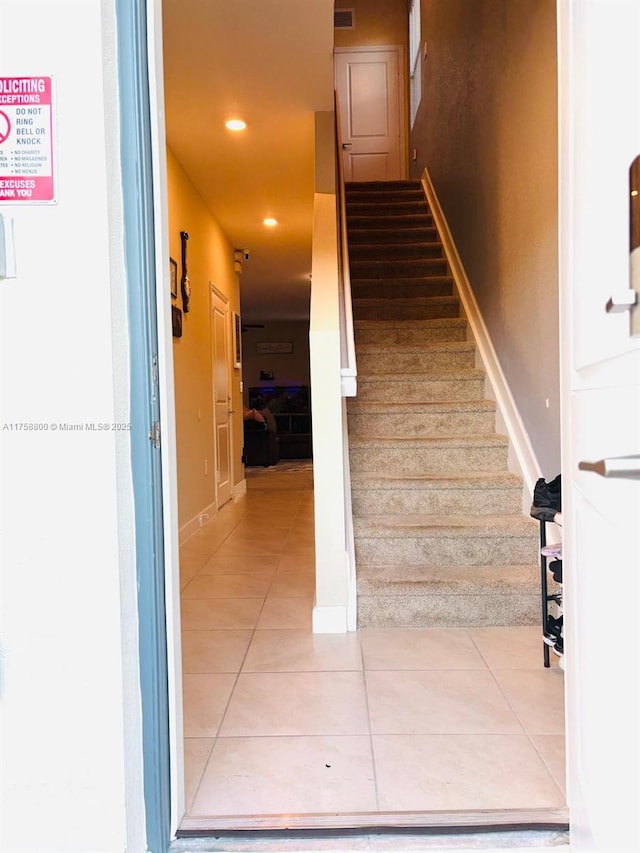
[410,0,560,478]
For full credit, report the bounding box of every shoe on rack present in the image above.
[541,542,563,559]
[553,634,564,656]
[530,505,559,522]
[548,559,563,584]
[530,475,562,521]
[543,615,563,646]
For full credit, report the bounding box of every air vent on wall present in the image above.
[334,9,354,29]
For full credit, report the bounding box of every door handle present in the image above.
[606,290,637,313]
[342,143,352,149]
[578,454,640,479]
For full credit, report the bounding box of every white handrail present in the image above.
[335,91,357,397]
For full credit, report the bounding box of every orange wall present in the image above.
[334,0,408,47]
[167,148,244,528]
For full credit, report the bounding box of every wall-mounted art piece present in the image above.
[172,304,183,338]
[170,257,178,299]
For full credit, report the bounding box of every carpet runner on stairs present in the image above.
[345,180,539,628]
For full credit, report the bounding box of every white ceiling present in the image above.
[161,0,336,324]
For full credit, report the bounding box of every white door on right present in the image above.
[559,1,639,850]
[334,47,405,182]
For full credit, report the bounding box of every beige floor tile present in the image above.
[231,520,294,535]
[373,734,566,811]
[214,531,291,557]
[218,671,370,736]
[530,734,566,796]
[198,554,280,576]
[189,735,376,816]
[181,629,253,673]
[242,629,363,672]
[182,673,236,737]
[180,559,202,592]
[181,573,271,599]
[181,598,263,630]
[183,738,213,811]
[360,628,487,671]
[366,669,524,734]
[469,625,562,670]
[257,595,313,630]
[277,553,316,574]
[268,570,316,597]
[281,543,316,559]
[494,668,565,734]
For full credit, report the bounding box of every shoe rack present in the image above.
[538,519,563,668]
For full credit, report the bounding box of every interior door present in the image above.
[211,287,232,508]
[559,1,639,849]
[335,46,405,182]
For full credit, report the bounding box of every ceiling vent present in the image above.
[334,9,354,29]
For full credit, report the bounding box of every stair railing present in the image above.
[309,103,358,632]
[335,91,357,397]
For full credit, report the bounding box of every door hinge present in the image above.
[148,420,161,449]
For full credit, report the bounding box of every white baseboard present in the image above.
[179,499,217,545]
[232,478,247,500]
[312,603,348,633]
[421,168,542,509]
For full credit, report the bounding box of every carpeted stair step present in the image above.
[345,200,430,218]
[353,513,539,567]
[349,241,443,262]
[353,295,459,321]
[349,433,509,475]
[346,181,424,200]
[350,257,448,279]
[356,341,476,374]
[347,213,434,231]
[356,563,540,628]
[348,225,438,244]
[351,276,454,300]
[347,399,496,437]
[353,317,468,345]
[355,369,485,403]
[350,471,523,516]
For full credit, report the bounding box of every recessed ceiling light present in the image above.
[263,217,278,227]
[225,119,246,131]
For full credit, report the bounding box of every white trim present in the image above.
[178,500,218,545]
[232,478,247,500]
[312,602,348,633]
[147,0,184,835]
[421,168,542,511]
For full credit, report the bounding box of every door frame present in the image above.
[136,2,637,848]
[334,45,407,181]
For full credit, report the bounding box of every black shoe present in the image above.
[553,635,564,656]
[543,615,563,646]
[530,505,559,522]
[548,559,563,584]
[531,475,562,519]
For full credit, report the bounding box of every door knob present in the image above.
[342,143,352,149]
[578,455,640,479]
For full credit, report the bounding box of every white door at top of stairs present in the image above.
[335,46,405,183]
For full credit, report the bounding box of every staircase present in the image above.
[345,180,539,628]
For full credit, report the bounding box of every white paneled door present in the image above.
[559,1,640,850]
[211,286,232,508]
[335,46,405,182]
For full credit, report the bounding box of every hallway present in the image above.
[178,464,567,832]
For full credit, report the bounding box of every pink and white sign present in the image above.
[0,77,55,203]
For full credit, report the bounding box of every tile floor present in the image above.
[178,463,566,830]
